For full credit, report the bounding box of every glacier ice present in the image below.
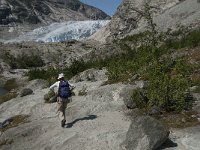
[6,20,110,43]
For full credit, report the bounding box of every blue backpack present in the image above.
[58,80,71,98]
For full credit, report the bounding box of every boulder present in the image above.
[20,88,33,97]
[86,83,135,103]
[70,68,108,83]
[122,116,169,150]
[148,106,161,115]
[43,93,49,101]
[43,90,56,103]
[25,79,49,91]
[135,80,148,89]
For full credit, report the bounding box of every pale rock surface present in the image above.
[0,69,199,150]
[159,127,200,150]
[122,116,169,150]
[91,0,200,42]
[0,69,133,150]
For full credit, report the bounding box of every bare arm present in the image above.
[50,81,59,90]
[68,81,75,90]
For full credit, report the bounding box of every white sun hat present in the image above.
[58,73,64,79]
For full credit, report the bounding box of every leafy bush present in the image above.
[164,29,200,49]
[147,64,190,111]
[3,53,44,69]
[27,67,59,85]
[27,58,109,84]
[44,90,56,103]
[132,57,192,112]
[131,88,147,109]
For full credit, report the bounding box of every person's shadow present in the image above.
[157,138,178,150]
[65,115,97,128]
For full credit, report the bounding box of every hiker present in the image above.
[50,73,75,127]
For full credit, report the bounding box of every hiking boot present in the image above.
[61,120,66,127]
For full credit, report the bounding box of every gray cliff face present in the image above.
[91,0,200,42]
[0,0,110,25]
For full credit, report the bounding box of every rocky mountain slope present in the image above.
[0,0,200,149]
[0,39,121,71]
[0,0,110,25]
[0,69,200,150]
[0,0,110,40]
[91,0,200,42]
[0,69,170,150]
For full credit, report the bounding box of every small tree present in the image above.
[132,57,192,112]
[146,61,190,112]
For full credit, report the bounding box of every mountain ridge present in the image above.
[0,0,110,25]
[0,0,110,40]
[91,0,200,42]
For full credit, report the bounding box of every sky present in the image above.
[80,0,122,16]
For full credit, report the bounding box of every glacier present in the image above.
[6,20,110,43]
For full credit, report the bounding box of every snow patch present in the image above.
[5,20,110,43]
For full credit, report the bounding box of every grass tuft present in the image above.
[0,115,29,133]
[154,111,200,128]
[0,139,14,148]
[0,91,18,105]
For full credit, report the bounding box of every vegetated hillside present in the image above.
[91,0,200,42]
[1,1,200,150]
[22,20,200,115]
[0,30,200,149]
[0,0,110,40]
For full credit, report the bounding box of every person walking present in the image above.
[50,73,75,127]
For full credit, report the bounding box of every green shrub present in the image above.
[27,67,59,85]
[164,29,200,49]
[147,70,190,112]
[131,88,147,109]
[44,90,56,103]
[132,57,192,112]
[3,53,44,69]
[16,53,44,69]
[27,58,108,83]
